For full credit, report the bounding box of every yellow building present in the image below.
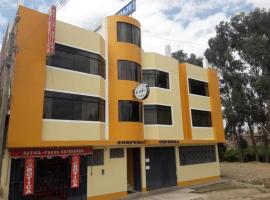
[0,6,224,200]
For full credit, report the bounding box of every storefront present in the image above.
[8,147,92,200]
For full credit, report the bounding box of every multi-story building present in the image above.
[0,6,225,200]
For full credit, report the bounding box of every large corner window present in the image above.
[189,79,209,96]
[118,100,142,122]
[144,105,172,125]
[179,145,216,165]
[118,60,141,82]
[117,22,141,47]
[44,91,105,121]
[46,43,106,78]
[191,109,212,127]
[142,69,170,89]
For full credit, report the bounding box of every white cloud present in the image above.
[0,14,8,26]
[57,0,270,57]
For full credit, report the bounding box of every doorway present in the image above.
[127,148,141,193]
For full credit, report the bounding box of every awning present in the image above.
[9,147,92,158]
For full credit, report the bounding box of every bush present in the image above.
[223,149,239,162]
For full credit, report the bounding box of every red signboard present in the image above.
[23,157,35,195]
[9,147,92,158]
[71,155,80,188]
[47,5,56,55]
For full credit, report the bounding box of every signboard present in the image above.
[71,155,80,188]
[116,0,136,16]
[23,157,35,196]
[9,147,92,158]
[134,83,150,100]
[47,5,56,56]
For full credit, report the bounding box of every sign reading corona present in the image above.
[71,155,80,188]
[47,5,56,55]
[134,83,150,100]
[116,0,136,16]
[23,157,35,196]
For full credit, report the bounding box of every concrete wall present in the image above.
[0,150,10,199]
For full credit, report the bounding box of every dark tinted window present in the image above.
[189,79,209,96]
[119,100,142,122]
[117,22,141,47]
[142,69,169,89]
[179,145,216,165]
[110,148,124,158]
[118,60,141,82]
[43,91,105,122]
[144,105,172,125]
[191,109,212,127]
[87,149,104,166]
[46,43,106,78]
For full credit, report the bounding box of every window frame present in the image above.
[118,60,142,82]
[188,78,209,97]
[117,22,141,47]
[142,69,170,89]
[118,100,143,122]
[144,104,173,125]
[191,109,212,128]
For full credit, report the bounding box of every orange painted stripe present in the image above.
[208,69,225,143]
[178,176,220,187]
[179,64,192,140]
[87,191,127,200]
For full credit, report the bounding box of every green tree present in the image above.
[204,8,270,162]
[172,50,203,67]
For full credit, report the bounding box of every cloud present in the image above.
[54,0,270,56]
[0,14,8,26]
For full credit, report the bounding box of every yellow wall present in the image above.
[142,53,184,140]
[42,120,105,141]
[0,150,10,199]
[177,144,220,183]
[55,20,105,58]
[87,147,127,198]
[45,66,105,98]
[192,128,214,140]
[107,15,144,141]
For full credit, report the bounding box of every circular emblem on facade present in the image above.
[134,83,150,100]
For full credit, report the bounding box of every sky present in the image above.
[0,0,270,57]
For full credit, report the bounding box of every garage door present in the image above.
[145,147,177,190]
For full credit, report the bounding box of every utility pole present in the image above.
[0,14,20,179]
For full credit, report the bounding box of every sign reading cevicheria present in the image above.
[134,83,150,100]
[23,157,35,195]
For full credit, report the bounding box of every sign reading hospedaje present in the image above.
[116,0,136,16]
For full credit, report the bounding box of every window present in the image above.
[179,145,216,165]
[189,79,209,96]
[142,69,170,89]
[87,149,104,166]
[191,109,212,127]
[43,91,105,122]
[110,148,124,158]
[117,22,141,47]
[118,60,141,82]
[144,105,172,125]
[118,100,142,122]
[46,43,106,78]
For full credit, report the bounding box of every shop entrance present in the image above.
[9,156,87,200]
[127,148,141,193]
[145,147,177,190]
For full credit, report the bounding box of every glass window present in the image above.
[189,79,209,96]
[118,100,142,122]
[87,149,104,166]
[110,148,124,158]
[118,60,141,82]
[46,43,106,78]
[191,109,212,127]
[142,69,169,89]
[144,105,172,125]
[179,145,216,165]
[43,90,105,122]
[117,22,141,47]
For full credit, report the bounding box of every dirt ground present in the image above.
[193,162,270,200]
